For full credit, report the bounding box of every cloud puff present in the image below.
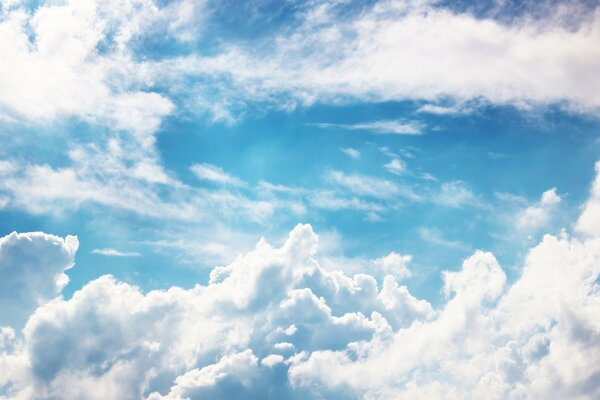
[0,231,78,328]
[2,168,600,399]
[0,224,430,398]
[516,188,561,231]
[577,161,600,236]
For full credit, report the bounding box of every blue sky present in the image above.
[2,0,600,398]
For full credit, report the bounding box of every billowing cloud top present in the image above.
[1,168,600,399]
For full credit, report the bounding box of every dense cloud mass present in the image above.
[1,164,600,399]
[0,231,78,328]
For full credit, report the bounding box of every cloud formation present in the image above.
[0,231,78,328]
[1,161,600,399]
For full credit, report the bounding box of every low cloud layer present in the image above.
[1,162,600,399]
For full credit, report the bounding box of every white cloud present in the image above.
[517,187,561,231]
[0,231,78,328]
[384,158,406,175]
[416,103,473,115]
[0,0,184,145]
[151,1,600,120]
[326,170,421,201]
[190,163,245,187]
[434,180,481,208]
[576,161,600,236]
[92,248,141,257]
[371,252,412,281]
[311,120,423,135]
[3,160,600,398]
[340,147,360,159]
[419,227,468,249]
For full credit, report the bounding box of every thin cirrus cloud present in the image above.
[92,248,141,257]
[310,120,423,135]
[190,163,245,187]
[340,147,360,159]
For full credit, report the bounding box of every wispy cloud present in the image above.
[190,163,245,187]
[92,248,141,257]
[326,170,422,201]
[310,120,423,135]
[341,147,360,159]
[416,104,473,115]
[419,227,469,250]
[384,158,406,175]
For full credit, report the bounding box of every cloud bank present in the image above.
[1,162,600,399]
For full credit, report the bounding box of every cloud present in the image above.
[190,163,245,187]
[3,157,600,399]
[516,187,561,231]
[340,147,360,159]
[1,224,430,398]
[3,0,600,134]
[433,180,482,208]
[0,231,78,328]
[416,103,474,115]
[0,0,186,145]
[419,227,469,249]
[311,120,423,135]
[371,252,412,281]
[384,158,406,175]
[576,161,600,236]
[92,248,141,257]
[148,1,600,120]
[326,170,421,201]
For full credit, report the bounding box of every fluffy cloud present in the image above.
[0,224,429,399]
[0,231,78,328]
[2,162,600,398]
[517,188,561,231]
[577,161,600,236]
[0,0,185,145]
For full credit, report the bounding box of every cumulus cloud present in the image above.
[0,231,78,328]
[2,156,600,398]
[576,161,600,236]
[516,187,561,231]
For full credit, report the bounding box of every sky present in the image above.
[1,0,600,398]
